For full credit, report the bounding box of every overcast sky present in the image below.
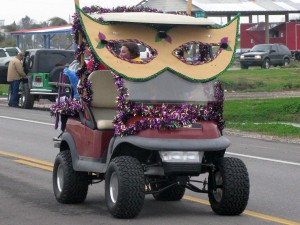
[1,0,142,25]
[1,0,299,26]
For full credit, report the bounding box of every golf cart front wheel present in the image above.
[105,156,145,219]
[208,157,249,215]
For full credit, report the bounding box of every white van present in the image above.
[0,47,21,66]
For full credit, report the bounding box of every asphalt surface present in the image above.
[0,105,300,225]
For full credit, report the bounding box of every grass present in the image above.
[220,66,300,92]
[225,123,300,138]
[0,84,8,96]
[224,98,300,138]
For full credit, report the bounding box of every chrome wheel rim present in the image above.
[20,95,25,107]
[57,164,64,192]
[213,171,223,202]
[110,172,118,203]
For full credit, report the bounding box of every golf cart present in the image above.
[51,1,249,219]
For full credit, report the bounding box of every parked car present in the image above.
[0,65,8,84]
[240,44,292,69]
[15,49,74,109]
[0,47,21,66]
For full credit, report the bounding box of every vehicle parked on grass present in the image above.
[51,1,249,219]
[0,47,21,66]
[15,49,74,109]
[0,65,8,84]
[239,43,292,69]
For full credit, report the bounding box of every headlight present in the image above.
[240,55,245,60]
[255,55,262,60]
[159,151,201,163]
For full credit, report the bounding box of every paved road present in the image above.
[0,105,300,225]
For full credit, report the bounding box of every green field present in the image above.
[0,84,8,96]
[220,66,300,138]
[224,98,300,138]
[220,65,300,92]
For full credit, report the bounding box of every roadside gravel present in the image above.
[225,90,300,99]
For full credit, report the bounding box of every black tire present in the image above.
[20,83,34,109]
[152,184,185,201]
[240,64,248,69]
[283,58,290,66]
[105,156,145,218]
[53,151,89,204]
[262,59,271,69]
[208,157,249,215]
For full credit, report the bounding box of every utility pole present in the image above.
[187,0,192,16]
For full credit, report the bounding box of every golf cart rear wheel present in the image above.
[105,156,145,219]
[152,184,185,201]
[53,151,89,204]
[208,157,249,215]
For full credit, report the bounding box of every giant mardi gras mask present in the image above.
[75,0,239,82]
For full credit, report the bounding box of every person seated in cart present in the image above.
[120,42,142,61]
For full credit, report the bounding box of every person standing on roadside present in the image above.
[7,52,26,107]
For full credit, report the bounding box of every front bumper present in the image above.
[240,60,263,67]
[112,135,231,152]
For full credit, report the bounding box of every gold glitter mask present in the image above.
[77,7,239,82]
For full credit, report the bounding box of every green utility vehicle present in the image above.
[19,49,74,108]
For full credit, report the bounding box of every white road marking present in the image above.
[226,152,300,166]
[0,115,54,126]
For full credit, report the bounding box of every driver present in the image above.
[120,42,142,62]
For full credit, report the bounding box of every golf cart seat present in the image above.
[88,70,118,130]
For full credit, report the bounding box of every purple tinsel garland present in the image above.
[112,73,224,136]
[50,97,82,116]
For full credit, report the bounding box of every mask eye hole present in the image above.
[106,39,157,64]
[172,42,223,65]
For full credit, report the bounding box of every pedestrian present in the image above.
[120,42,142,62]
[7,52,26,107]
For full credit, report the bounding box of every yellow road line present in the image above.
[14,159,53,171]
[0,150,53,167]
[184,195,300,225]
[183,195,210,205]
[1,150,300,225]
[243,210,300,225]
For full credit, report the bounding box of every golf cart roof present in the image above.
[89,12,216,26]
